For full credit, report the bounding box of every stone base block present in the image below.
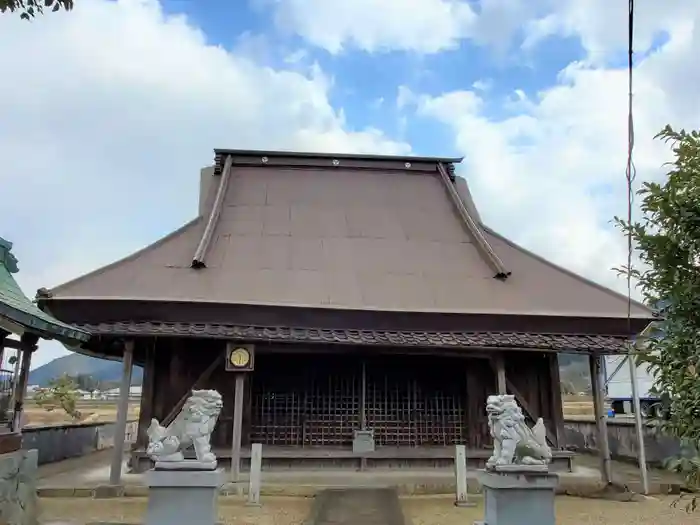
[0,448,38,525]
[475,469,558,525]
[145,468,224,525]
[154,460,217,471]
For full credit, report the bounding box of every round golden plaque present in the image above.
[229,347,251,368]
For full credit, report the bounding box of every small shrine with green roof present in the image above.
[0,237,90,525]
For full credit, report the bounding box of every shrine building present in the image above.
[36,150,653,477]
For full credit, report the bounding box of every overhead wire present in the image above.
[626,0,636,336]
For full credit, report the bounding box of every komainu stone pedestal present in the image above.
[145,468,224,525]
[474,468,558,525]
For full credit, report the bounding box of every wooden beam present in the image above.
[487,358,556,447]
[589,353,612,484]
[505,378,556,447]
[1,337,21,350]
[110,340,134,486]
[161,350,223,427]
[548,354,565,449]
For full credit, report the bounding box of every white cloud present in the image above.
[0,0,409,366]
[269,0,693,61]
[471,79,493,92]
[6,0,699,370]
[523,0,694,62]
[401,5,700,297]
[267,0,478,54]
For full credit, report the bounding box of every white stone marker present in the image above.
[454,444,474,507]
[247,443,262,506]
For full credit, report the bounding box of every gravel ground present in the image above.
[39,496,312,524]
[401,495,700,525]
[39,494,700,525]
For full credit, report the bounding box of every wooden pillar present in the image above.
[136,343,156,449]
[230,373,245,485]
[0,331,7,430]
[589,353,612,484]
[8,349,22,429]
[465,360,488,448]
[548,353,565,449]
[360,360,367,430]
[0,330,7,369]
[494,354,507,394]
[359,359,368,471]
[12,333,37,432]
[242,373,253,447]
[110,340,134,486]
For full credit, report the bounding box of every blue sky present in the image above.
[0,0,698,366]
[157,0,588,154]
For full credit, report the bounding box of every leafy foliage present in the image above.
[0,0,73,20]
[33,375,81,420]
[615,125,700,510]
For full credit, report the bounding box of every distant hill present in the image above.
[29,353,143,387]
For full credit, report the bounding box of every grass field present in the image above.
[21,396,594,428]
[562,395,595,418]
[22,399,140,427]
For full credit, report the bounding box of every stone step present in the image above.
[306,488,405,525]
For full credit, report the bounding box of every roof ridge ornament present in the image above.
[436,163,510,280]
[0,237,19,274]
[192,154,234,268]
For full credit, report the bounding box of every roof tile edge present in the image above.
[212,148,463,164]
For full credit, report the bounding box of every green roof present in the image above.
[0,237,90,346]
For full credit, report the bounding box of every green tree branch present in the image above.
[615,125,700,511]
[0,0,73,20]
[33,375,82,421]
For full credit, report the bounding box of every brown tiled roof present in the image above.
[45,150,653,322]
[74,320,629,353]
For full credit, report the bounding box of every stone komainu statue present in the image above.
[146,389,223,467]
[485,394,552,469]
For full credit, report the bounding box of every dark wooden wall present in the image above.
[505,352,563,447]
[136,338,564,451]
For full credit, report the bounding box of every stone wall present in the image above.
[564,418,696,465]
[21,420,137,466]
[0,449,37,525]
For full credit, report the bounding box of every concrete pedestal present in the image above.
[145,468,224,525]
[475,468,558,525]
